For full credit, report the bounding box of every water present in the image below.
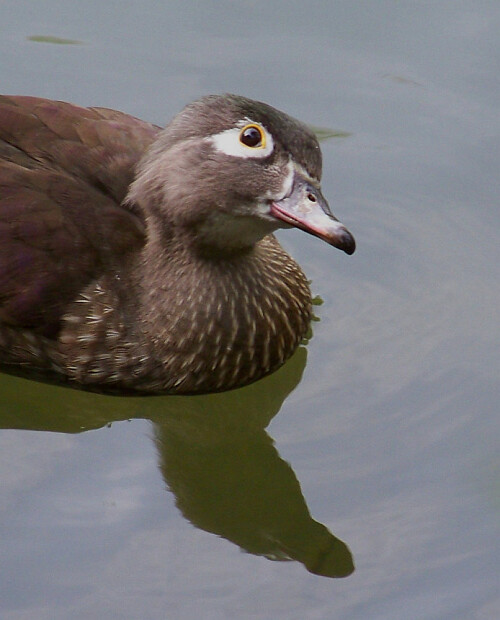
[1,2,499,618]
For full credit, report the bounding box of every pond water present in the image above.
[1,2,499,619]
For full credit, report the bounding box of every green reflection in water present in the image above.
[0,347,353,578]
[27,35,83,45]
[310,126,352,142]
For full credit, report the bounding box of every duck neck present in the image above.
[131,233,312,393]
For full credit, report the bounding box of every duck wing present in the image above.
[0,95,159,335]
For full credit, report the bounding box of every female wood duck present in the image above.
[0,94,355,394]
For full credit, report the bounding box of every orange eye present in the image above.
[239,124,266,149]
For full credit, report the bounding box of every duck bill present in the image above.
[270,173,356,255]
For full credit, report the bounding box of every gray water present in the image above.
[1,2,499,619]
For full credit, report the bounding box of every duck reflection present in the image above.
[0,347,354,578]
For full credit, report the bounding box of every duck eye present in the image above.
[239,124,265,149]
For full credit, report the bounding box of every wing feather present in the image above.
[0,95,160,333]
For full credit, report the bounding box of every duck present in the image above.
[0,93,355,394]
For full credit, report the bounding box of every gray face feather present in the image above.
[165,94,322,177]
[127,94,324,250]
[146,94,322,177]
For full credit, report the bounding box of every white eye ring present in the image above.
[208,119,274,159]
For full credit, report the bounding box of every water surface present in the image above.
[1,2,499,619]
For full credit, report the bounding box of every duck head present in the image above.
[127,94,355,256]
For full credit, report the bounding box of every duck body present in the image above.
[0,94,354,394]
